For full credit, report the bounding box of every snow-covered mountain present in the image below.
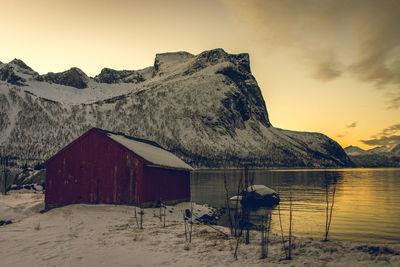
[344,145,400,156]
[0,49,353,168]
[344,145,400,167]
[343,145,366,156]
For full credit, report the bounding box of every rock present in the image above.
[0,220,12,226]
[38,67,89,89]
[0,65,27,85]
[95,68,145,84]
[9,59,35,73]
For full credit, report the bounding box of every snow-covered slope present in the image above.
[0,49,353,168]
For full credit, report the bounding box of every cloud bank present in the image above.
[361,123,400,146]
[222,0,400,106]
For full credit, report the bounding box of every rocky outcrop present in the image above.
[0,65,26,86]
[0,59,38,86]
[8,59,36,74]
[94,68,145,84]
[37,68,89,89]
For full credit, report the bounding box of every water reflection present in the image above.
[191,168,400,243]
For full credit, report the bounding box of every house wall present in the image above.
[45,129,143,208]
[141,166,190,206]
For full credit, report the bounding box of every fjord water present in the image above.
[191,168,400,243]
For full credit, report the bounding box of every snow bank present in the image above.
[1,192,400,266]
[0,191,44,222]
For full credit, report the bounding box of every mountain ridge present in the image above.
[344,144,400,156]
[344,145,400,167]
[0,49,353,168]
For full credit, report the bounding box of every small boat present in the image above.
[230,185,280,207]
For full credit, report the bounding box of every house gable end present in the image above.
[45,128,99,166]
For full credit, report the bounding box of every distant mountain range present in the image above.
[344,145,400,167]
[0,48,353,168]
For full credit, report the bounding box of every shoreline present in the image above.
[1,191,400,266]
[193,167,400,171]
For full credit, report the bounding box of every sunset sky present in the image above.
[1,0,399,149]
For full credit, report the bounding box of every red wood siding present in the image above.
[142,166,190,203]
[45,129,143,208]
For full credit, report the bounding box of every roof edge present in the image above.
[94,128,163,149]
[46,127,194,171]
[145,164,194,171]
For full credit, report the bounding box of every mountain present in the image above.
[0,49,353,168]
[344,145,400,167]
[344,144,400,156]
[94,68,145,84]
[343,145,366,156]
[0,59,38,86]
[36,67,89,89]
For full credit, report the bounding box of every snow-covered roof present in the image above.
[104,131,193,171]
[247,185,276,196]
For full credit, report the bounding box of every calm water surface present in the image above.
[191,168,400,243]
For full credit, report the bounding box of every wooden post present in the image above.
[134,206,139,228]
[159,200,162,222]
[189,202,193,243]
[266,212,272,257]
[163,206,166,228]
[139,206,143,229]
[260,215,266,259]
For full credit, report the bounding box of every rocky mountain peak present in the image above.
[94,68,145,84]
[182,49,251,77]
[9,59,35,72]
[198,48,250,69]
[197,48,230,63]
[0,59,35,86]
[37,67,89,89]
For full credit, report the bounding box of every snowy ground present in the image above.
[1,191,400,266]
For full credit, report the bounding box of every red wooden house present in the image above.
[45,128,193,209]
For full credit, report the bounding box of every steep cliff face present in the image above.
[0,49,353,168]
